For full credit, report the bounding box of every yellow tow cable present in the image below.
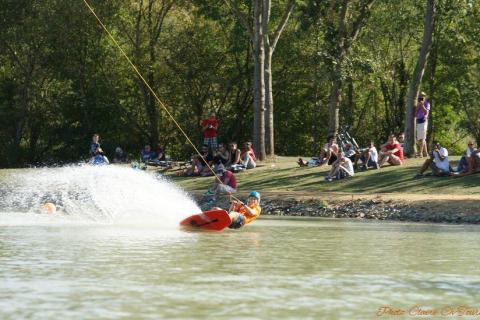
[82,0,241,203]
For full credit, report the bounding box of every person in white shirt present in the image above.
[454,142,480,177]
[415,141,449,177]
[325,152,355,182]
[359,141,379,170]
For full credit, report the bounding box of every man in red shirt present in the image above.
[203,164,237,204]
[378,134,404,167]
[200,112,219,150]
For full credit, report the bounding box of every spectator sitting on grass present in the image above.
[185,145,214,177]
[89,147,109,165]
[343,143,360,168]
[359,141,379,171]
[227,142,242,170]
[298,135,339,167]
[324,151,354,182]
[155,143,166,161]
[377,134,404,167]
[415,141,450,177]
[453,143,480,177]
[112,147,128,164]
[398,132,406,150]
[240,141,257,169]
[213,143,229,166]
[456,141,476,173]
[198,144,215,176]
[185,155,202,176]
[141,144,156,163]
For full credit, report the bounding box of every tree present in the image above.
[224,0,296,159]
[403,0,436,157]
[324,0,376,137]
[117,0,175,147]
[263,0,296,156]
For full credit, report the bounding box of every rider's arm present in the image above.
[435,148,446,161]
[389,148,398,155]
[241,204,260,218]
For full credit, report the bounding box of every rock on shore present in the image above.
[197,195,480,224]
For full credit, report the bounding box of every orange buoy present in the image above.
[42,202,56,214]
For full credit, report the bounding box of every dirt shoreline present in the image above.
[193,192,480,224]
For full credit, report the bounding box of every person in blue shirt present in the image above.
[141,144,156,163]
[89,147,110,165]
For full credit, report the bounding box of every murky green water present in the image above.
[1,219,479,319]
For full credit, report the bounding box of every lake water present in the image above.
[1,166,479,319]
[1,219,480,319]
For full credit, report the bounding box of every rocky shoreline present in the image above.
[196,195,480,224]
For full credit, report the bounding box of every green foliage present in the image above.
[0,0,479,167]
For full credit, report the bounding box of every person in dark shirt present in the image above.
[198,144,214,176]
[113,147,128,164]
[89,147,109,165]
[141,144,156,163]
[213,143,229,165]
[89,134,100,157]
[155,143,166,161]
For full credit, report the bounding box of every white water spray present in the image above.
[0,165,199,227]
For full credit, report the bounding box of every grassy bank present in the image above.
[167,156,480,196]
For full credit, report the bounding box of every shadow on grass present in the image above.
[169,160,479,195]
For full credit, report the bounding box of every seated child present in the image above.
[324,152,354,182]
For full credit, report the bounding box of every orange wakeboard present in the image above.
[180,209,231,231]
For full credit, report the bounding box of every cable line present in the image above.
[82,0,241,202]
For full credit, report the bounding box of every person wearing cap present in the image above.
[415,92,430,157]
[89,147,110,165]
[227,191,262,229]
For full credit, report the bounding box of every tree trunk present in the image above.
[262,0,295,157]
[404,0,436,157]
[427,33,438,144]
[324,0,375,138]
[264,48,274,157]
[225,0,295,160]
[253,0,266,160]
[328,64,343,136]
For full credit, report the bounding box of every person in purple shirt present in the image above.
[415,92,430,157]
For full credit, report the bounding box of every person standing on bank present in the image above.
[90,134,101,157]
[200,112,219,150]
[415,92,430,157]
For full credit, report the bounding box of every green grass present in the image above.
[166,156,480,195]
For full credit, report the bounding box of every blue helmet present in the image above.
[248,191,261,201]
